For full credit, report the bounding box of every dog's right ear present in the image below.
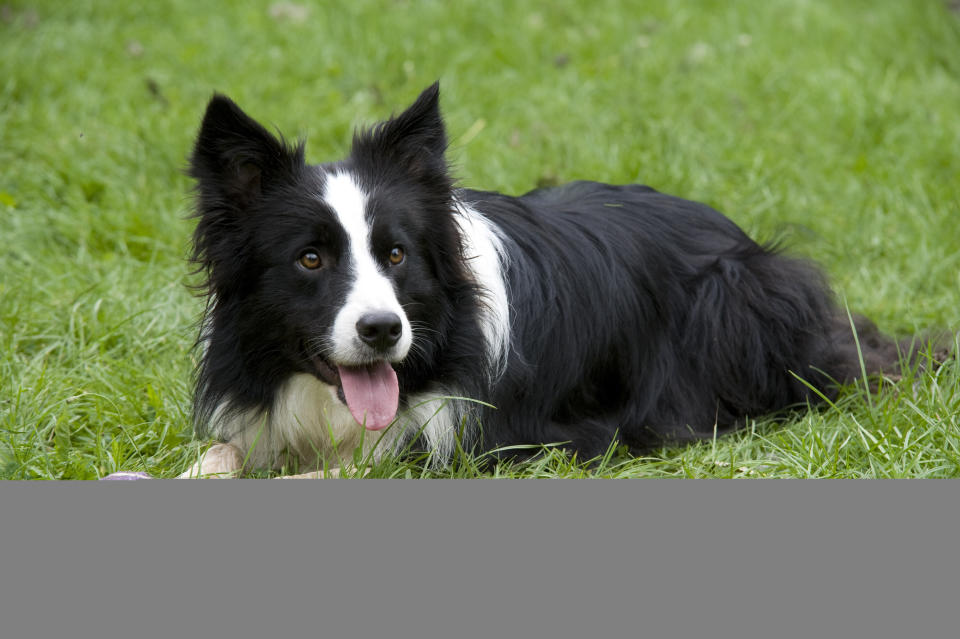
[188,94,303,210]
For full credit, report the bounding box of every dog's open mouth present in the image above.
[310,353,399,431]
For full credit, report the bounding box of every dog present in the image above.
[182,82,922,477]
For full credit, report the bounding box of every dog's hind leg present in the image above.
[178,442,244,478]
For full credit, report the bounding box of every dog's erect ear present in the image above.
[189,94,303,209]
[351,82,448,179]
[375,82,446,158]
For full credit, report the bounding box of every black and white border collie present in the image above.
[184,82,913,477]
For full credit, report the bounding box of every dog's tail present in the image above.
[821,313,953,390]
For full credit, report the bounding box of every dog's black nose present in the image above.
[356,312,403,352]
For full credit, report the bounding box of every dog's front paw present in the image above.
[277,465,373,478]
[178,443,244,478]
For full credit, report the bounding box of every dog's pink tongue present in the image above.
[338,362,399,431]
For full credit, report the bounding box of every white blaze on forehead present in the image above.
[323,171,371,252]
[322,170,412,362]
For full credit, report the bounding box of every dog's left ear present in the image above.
[352,82,448,179]
[189,94,304,212]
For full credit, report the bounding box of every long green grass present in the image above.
[2,0,959,478]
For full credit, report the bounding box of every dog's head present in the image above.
[188,83,473,430]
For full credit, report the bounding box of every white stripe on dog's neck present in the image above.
[453,197,511,381]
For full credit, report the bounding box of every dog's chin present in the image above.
[308,350,402,431]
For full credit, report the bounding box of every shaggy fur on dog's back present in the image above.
[187,82,920,471]
[461,182,903,454]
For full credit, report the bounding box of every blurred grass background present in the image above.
[2,0,959,478]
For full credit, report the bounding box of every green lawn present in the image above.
[2,0,959,479]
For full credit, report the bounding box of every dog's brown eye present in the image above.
[298,250,322,270]
[388,246,405,265]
